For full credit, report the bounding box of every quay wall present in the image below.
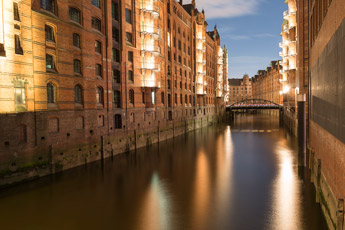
[0,110,226,188]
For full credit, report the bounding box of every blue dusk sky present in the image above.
[188,0,287,79]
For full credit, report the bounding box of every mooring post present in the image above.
[298,94,307,167]
[337,199,344,230]
[49,144,55,174]
[134,129,137,150]
[157,124,160,143]
[316,159,321,203]
[100,136,104,160]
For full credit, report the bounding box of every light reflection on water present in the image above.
[0,114,326,230]
[270,141,302,230]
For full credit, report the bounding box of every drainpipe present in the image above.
[104,0,110,136]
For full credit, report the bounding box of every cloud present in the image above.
[187,0,264,19]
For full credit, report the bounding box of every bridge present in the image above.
[226,99,283,112]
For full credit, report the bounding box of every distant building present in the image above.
[252,61,283,105]
[228,75,252,105]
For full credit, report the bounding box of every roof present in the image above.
[228,79,242,86]
[182,4,193,15]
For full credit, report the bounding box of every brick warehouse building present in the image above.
[0,0,229,185]
[227,75,252,105]
[251,61,283,106]
[306,0,345,229]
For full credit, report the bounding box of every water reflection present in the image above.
[270,140,302,230]
[138,173,172,230]
[0,114,326,230]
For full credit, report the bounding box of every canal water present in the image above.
[0,114,326,230]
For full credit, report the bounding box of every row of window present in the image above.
[45,84,198,108]
[41,1,103,32]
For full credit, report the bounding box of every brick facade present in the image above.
[0,0,229,184]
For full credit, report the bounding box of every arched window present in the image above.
[96,64,102,77]
[161,92,164,104]
[46,54,55,71]
[96,87,103,104]
[74,85,82,104]
[95,40,102,53]
[41,0,55,14]
[73,33,80,48]
[91,0,100,8]
[45,25,55,42]
[69,7,81,24]
[74,59,81,74]
[91,17,101,31]
[113,90,120,108]
[129,89,134,105]
[47,83,55,103]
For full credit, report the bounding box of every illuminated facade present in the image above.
[0,0,228,178]
[251,61,283,105]
[228,75,252,105]
[279,0,297,109]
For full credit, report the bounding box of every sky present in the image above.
[187,0,287,79]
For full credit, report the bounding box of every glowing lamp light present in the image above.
[283,85,290,94]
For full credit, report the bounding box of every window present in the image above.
[168,80,171,89]
[112,2,119,20]
[178,40,181,50]
[14,35,23,55]
[113,90,121,108]
[14,80,26,111]
[95,40,101,53]
[96,64,102,77]
[75,85,82,104]
[128,51,133,62]
[180,81,182,89]
[161,92,164,104]
[46,54,55,71]
[113,69,120,83]
[114,114,122,129]
[125,9,132,24]
[91,0,100,8]
[47,83,55,103]
[112,48,120,62]
[126,32,132,44]
[13,3,20,21]
[175,94,177,104]
[73,33,80,48]
[96,87,103,104]
[152,91,156,105]
[180,94,182,104]
[113,27,119,41]
[74,59,81,74]
[128,70,133,81]
[185,95,187,104]
[41,0,55,13]
[129,89,134,104]
[92,17,101,31]
[69,7,81,24]
[142,92,145,103]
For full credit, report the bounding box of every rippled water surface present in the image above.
[0,114,326,230]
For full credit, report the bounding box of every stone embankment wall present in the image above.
[0,111,226,188]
